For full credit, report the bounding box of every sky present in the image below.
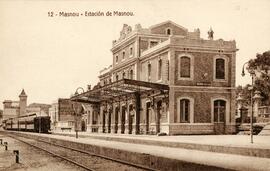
[0,0,270,109]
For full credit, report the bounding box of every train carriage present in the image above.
[3,113,51,133]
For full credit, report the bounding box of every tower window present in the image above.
[166,28,171,35]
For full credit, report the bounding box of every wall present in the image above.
[140,52,169,83]
[174,51,233,87]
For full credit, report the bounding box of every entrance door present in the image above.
[121,106,126,134]
[102,111,106,133]
[213,100,226,134]
[146,102,151,134]
[129,105,133,134]
[115,107,119,133]
[108,112,111,133]
[81,120,86,132]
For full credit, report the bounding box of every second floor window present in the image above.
[130,47,133,56]
[115,55,118,63]
[158,59,162,80]
[116,74,119,81]
[147,63,151,81]
[180,56,191,78]
[129,70,133,80]
[215,58,225,79]
[122,72,126,79]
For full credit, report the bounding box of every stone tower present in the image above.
[19,89,27,116]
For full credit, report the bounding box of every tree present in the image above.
[247,50,270,105]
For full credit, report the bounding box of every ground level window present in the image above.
[214,100,226,122]
[180,99,190,123]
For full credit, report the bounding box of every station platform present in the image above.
[4,131,270,171]
[52,131,270,158]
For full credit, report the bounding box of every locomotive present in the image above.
[3,113,51,133]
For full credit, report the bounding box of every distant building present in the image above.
[27,103,51,116]
[72,21,237,135]
[49,98,84,132]
[2,90,25,120]
[2,90,51,121]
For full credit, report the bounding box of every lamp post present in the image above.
[72,87,84,139]
[241,62,255,143]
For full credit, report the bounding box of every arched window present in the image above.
[180,99,190,123]
[214,100,226,122]
[215,58,225,79]
[147,63,151,81]
[180,56,191,78]
[158,59,162,80]
[122,72,126,79]
[166,28,171,35]
[129,70,133,80]
[116,74,119,81]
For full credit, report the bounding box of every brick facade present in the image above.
[82,21,237,135]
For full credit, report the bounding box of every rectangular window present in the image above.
[115,55,118,63]
[122,51,125,59]
[180,99,190,123]
[167,60,169,81]
[147,63,151,81]
[158,59,162,80]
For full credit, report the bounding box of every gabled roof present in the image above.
[149,20,188,31]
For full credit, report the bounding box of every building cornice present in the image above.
[170,85,236,90]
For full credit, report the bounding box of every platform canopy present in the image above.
[70,79,169,103]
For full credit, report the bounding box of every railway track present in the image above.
[7,133,158,171]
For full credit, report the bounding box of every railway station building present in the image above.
[72,21,237,135]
